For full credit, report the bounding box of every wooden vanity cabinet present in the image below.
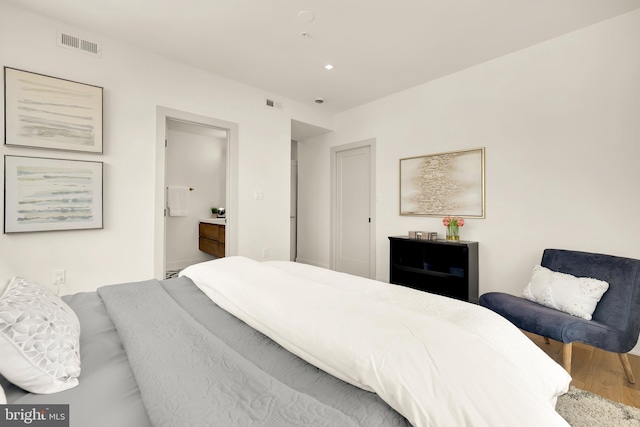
[199,222,225,258]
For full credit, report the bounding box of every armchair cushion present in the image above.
[479,292,616,350]
[522,265,609,320]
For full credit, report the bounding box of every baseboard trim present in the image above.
[166,257,211,271]
[294,257,330,270]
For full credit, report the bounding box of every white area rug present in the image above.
[556,387,640,426]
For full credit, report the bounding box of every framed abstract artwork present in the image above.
[399,147,485,218]
[4,67,103,153]
[4,155,103,233]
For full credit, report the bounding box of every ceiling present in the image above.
[4,0,639,113]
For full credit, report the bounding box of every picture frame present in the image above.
[399,147,485,217]
[4,155,103,233]
[4,67,103,153]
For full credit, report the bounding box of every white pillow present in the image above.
[0,278,10,298]
[0,277,81,394]
[0,260,21,296]
[522,265,609,320]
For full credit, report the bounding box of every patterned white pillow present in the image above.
[0,277,81,394]
[522,265,609,320]
[0,260,20,296]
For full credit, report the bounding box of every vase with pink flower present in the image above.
[443,216,464,241]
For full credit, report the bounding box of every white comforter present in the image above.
[181,257,571,427]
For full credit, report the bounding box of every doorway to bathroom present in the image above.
[164,119,227,276]
[154,107,239,280]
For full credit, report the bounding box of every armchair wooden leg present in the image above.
[544,337,550,345]
[562,342,572,374]
[619,353,636,384]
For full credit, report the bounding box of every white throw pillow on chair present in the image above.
[522,265,609,320]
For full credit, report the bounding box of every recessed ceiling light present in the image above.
[324,64,334,70]
[297,11,315,23]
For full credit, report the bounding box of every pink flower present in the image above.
[443,216,464,226]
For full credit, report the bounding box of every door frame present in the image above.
[330,138,376,279]
[154,106,239,279]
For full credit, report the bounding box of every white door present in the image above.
[332,143,374,278]
[290,159,298,261]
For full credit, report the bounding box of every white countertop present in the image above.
[199,218,226,225]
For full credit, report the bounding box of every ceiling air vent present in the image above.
[266,98,283,109]
[56,30,102,57]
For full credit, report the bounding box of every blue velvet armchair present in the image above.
[479,249,640,383]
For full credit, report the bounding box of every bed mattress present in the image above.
[2,275,409,427]
[2,256,571,426]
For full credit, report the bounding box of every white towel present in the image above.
[167,186,189,216]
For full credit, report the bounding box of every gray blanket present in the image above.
[4,277,406,426]
[98,280,360,427]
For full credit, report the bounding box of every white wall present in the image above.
[0,3,333,294]
[165,121,226,271]
[298,10,640,296]
[2,2,638,303]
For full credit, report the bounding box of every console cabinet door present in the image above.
[389,236,478,303]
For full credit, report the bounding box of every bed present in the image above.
[0,256,572,426]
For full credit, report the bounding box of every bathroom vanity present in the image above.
[199,218,225,258]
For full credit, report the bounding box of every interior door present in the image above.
[290,158,298,261]
[333,144,373,278]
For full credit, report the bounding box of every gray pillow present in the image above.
[0,277,81,394]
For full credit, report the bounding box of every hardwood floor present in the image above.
[524,331,640,408]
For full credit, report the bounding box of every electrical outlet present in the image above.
[54,269,66,285]
[262,248,269,258]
